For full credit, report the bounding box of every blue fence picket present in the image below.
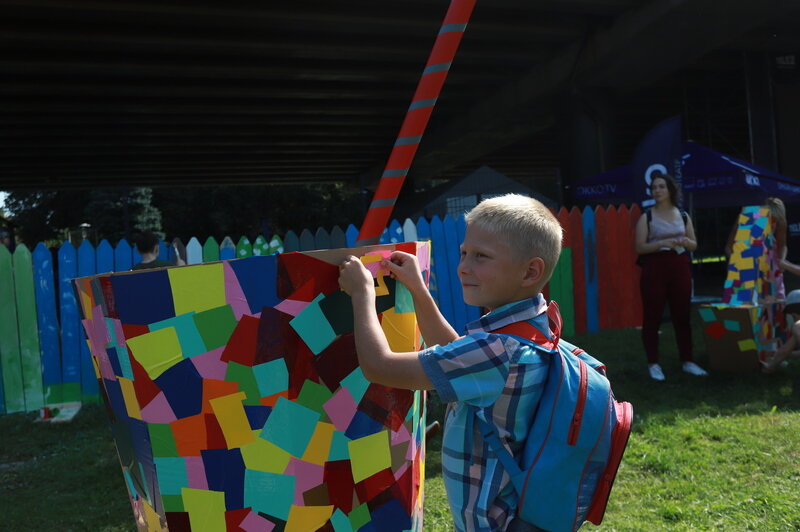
[115,238,133,271]
[402,218,418,243]
[132,244,142,266]
[186,237,203,264]
[443,215,466,333]
[77,240,98,400]
[33,243,62,405]
[430,216,455,328]
[96,239,114,274]
[314,227,331,250]
[456,214,480,323]
[345,224,358,248]
[220,236,236,260]
[299,229,315,251]
[57,242,82,403]
[330,226,346,249]
[283,231,299,253]
[416,217,438,306]
[582,206,599,333]
[379,227,390,244]
[387,219,403,244]
[158,240,168,261]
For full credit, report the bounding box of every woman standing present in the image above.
[635,174,708,381]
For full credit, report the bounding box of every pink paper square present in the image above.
[239,511,275,532]
[140,391,178,423]
[224,261,251,321]
[185,456,208,490]
[190,347,227,380]
[285,458,324,505]
[323,387,358,432]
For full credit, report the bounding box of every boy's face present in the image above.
[458,224,537,311]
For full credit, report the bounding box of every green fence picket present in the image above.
[13,245,45,411]
[0,245,25,413]
[203,236,220,262]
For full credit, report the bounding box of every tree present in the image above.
[4,190,88,244]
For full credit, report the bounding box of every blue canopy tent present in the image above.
[572,141,800,208]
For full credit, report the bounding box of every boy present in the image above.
[339,194,562,532]
[762,289,800,373]
[131,232,185,270]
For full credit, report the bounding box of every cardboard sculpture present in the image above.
[74,242,429,531]
[701,206,788,371]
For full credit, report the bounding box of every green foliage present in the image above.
[3,190,87,244]
[153,184,362,241]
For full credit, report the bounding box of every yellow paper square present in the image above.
[168,263,226,315]
[142,499,162,531]
[348,430,391,483]
[301,422,335,465]
[381,307,418,352]
[182,488,226,532]
[209,392,256,449]
[286,505,334,532]
[737,338,757,351]
[241,431,291,473]
[90,350,101,379]
[126,327,183,380]
[118,377,142,420]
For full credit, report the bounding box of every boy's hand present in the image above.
[339,256,375,298]
[382,251,426,294]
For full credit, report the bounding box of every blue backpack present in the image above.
[474,301,633,532]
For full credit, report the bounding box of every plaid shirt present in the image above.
[419,296,551,532]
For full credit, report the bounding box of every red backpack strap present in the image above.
[495,301,562,350]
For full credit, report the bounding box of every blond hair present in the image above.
[765,197,786,227]
[465,194,563,282]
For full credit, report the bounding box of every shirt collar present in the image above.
[464,294,547,334]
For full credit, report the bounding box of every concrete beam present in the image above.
[370,0,800,184]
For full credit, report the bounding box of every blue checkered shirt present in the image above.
[419,296,551,532]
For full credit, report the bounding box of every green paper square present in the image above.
[253,359,289,397]
[724,320,741,332]
[260,397,320,457]
[296,380,333,416]
[193,305,237,351]
[148,423,179,457]
[330,508,354,532]
[328,431,351,461]
[225,362,261,405]
[154,457,188,495]
[244,469,295,520]
[289,294,337,355]
[161,494,185,513]
[349,503,371,530]
[698,307,716,322]
[150,313,207,359]
[340,367,370,404]
[394,282,415,313]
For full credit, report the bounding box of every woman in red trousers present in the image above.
[635,174,708,381]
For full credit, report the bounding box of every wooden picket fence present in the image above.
[0,206,643,414]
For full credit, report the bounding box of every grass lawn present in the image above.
[2,313,799,531]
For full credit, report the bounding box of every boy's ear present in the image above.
[521,257,546,287]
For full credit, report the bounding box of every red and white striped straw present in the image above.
[356,0,477,245]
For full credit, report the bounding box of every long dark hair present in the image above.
[651,173,680,207]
